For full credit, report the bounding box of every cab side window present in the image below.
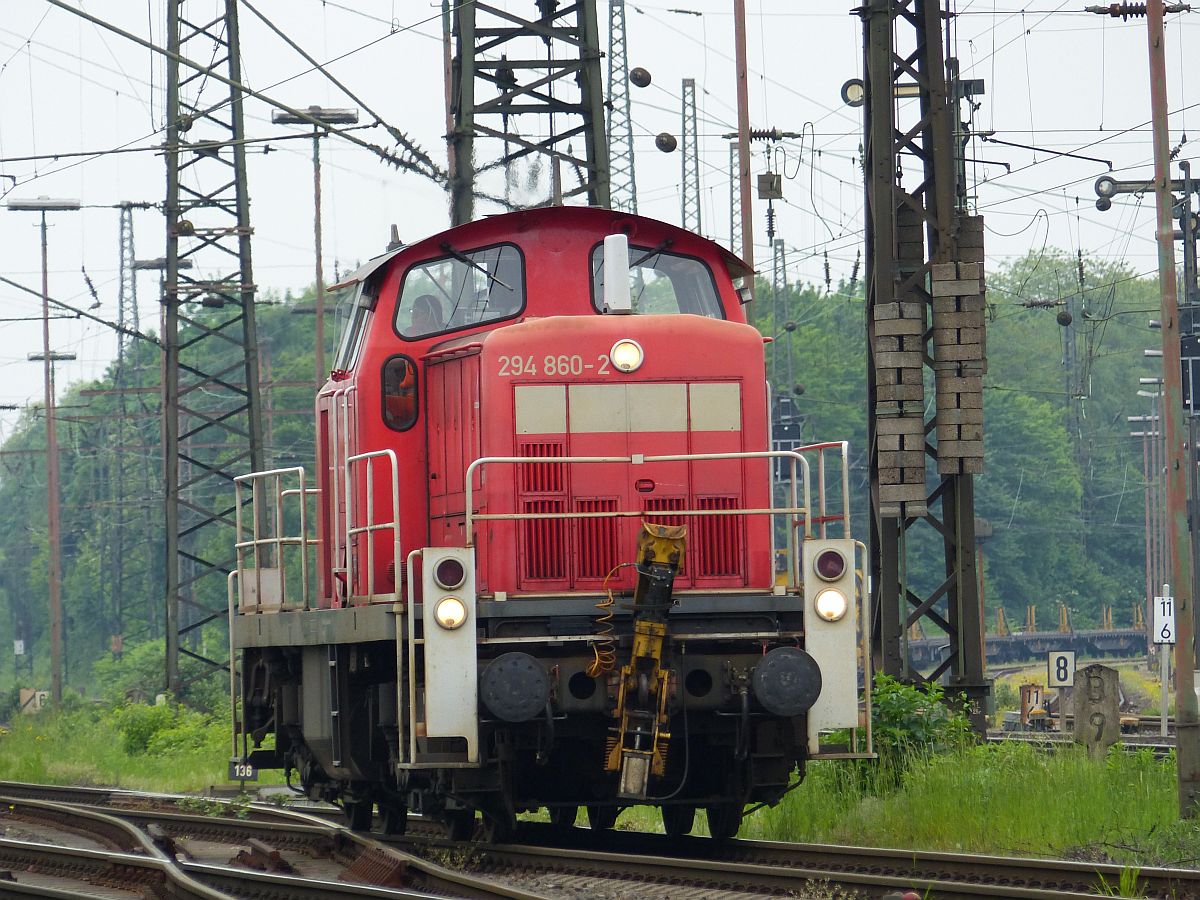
[382,356,418,431]
[396,243,525,339]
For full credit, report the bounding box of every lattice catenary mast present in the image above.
[447,0,610,225]
[606,0,637,213]
[163,0,265,693]
[680,78,700,233]
[860,0,989,727]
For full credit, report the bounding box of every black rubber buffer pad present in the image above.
[752,647,822,716]
[480,651,551,722]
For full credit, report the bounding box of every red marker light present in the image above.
[814,549,846,581]
[434,557,466,590]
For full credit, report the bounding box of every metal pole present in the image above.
[163,0,182,696]
[449,2,475,226]
[1163,583,1171,737]
[1147,0,1200,815]
[1191,413,1200,670]
[313,129,325,387]
[39,212,64,708]
[1145,421,1155,657]
[732,0,755,301]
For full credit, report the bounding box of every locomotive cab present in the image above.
[231,206,871,840]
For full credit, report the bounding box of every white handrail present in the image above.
[344,449,402,602]
[463,449,819,587]
[227,570,240,760]
[233,466,313,611]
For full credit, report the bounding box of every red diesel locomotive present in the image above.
[230,205,870,840]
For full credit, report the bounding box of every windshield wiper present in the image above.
[631,239,673,268]
[440,242,513,291]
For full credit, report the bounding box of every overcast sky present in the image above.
[0,1,1192,441]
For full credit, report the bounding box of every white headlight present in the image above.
[814,588,848,623]
[609,338,644,373]
[434,596,468,630]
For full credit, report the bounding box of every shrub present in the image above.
[871,673,972,752]
[866,674,973,791]
[114,702,178,755]
[146,715,224,757]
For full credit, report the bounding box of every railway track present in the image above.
[3,781,1199,898]
[0,782,545,899]
[390,819,1200,899]
[987,732,1175,758]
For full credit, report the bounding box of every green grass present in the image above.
[738,742,1200,868]
[539,740,1195,865]
[0,703,268,793]
[9,700,1200,870]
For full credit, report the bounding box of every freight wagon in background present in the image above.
[229,206,872,840]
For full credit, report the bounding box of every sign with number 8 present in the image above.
[1047,650,1075,688]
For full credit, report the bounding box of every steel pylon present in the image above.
[163,0,265,693]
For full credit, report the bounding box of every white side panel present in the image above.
[689,382,742,431]
[803,538,860,751]
[515,384,566,434]
[627,383,687,431]
[421,547,479,763]
[567,383,689,432]
[238,567,283,613]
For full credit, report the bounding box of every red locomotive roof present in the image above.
[334,206,754,292]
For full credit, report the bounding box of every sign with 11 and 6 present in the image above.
[1154,595,1176,645]
[1047,650,1075,688]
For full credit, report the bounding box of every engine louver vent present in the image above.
[694,495,743,579]
[575,497,619,580]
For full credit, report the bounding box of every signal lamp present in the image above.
[609,339,644,373]
[434,596,468,630]
[813,548,846,582]
[435,557,466,590]
[814,589,849,623]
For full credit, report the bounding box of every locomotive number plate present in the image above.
[228,759,258,781]
[497,354,610,377]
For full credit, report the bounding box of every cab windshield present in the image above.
[396,243,525,339]
[590,243,724,318]
[331,283,371,371]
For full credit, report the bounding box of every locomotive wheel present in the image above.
[381,802,408,836]
[705,802,743,840]
[446,808,476,841]
[482,811,517,843]
[586,804,619,830]
[343,798,374,832]
[661,804,696,837]
[549,805,578,828]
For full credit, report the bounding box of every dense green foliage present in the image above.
[0,289,329,707]
[0,702,233,790]
[760,250,1154,633]
[0,250,1159,704]
[742,742,1190,868]
[870,674,972,754]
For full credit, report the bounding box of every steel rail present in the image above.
[0,838,229,900]
[0,786,548,900]
[986,733,1175,758]
[177,860,447,899]
[396,822,1200,899]
[0,794,164,855]
[407,836,1105,899]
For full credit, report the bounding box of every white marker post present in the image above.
[1047,650,1076,731]
[1154,584,1176,737]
